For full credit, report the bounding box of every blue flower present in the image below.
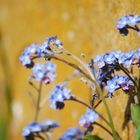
[118,50,134,68]
[55,40,63,48]
[93,52,117,68]
[60,127,83,140]
[93,55,105,68]
[32,62,56,83]
[110,50,122,59]
[47,36,57,45]
[105,79,119,93]
[41,35,64,49]
[105,74,133,94]
[128,14,140,26]
[22,122,42,137]
[39,120,59,132]
[20,36,64,67]
[114,75,133,91]
[103,53,116,65]
[79,109,99,128]
[22,120,59,138]
[19,43,38,67]
[19,54,32,66]
[49,82,71,109]
[132,48,140,65]
[116,16,129,29]
[116,15,140,35]
[116,15,140,29]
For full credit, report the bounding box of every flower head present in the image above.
[118,50,134,68]
[128,14,140,26]
[103,53,116,65]
[116,16,129,29]
[22,120,59,138]
[20,36,63,68]
[105,74,133,95]
[93,55,105,68]
[55,40,63,48]
[32,62,56,83]
[60,127,83,140]
[116,14,140,35]
[39,120,59,132]
[49,82,71,109]
[79,109,99,128]
[116,15,140,29]
[19,43,38,67]
[105,79,119,94]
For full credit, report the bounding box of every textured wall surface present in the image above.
[0,0,140,139]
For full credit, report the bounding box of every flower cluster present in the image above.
[22,120,59,138]
[116,14,140,35]
[49,82,71,109]
[19,36,63,68]
[90,49,139,90]
[93,49,140,69]
[105,74,133,95]
[90,49,139,97]
[60,127,83,140]
[79,109,99,128]
[31,62,56,84]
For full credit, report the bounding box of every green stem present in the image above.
[119,65,138,89]
[50,55,93,82]
[95,83,121,140]
[138,70,140,104]
[94,94,109,109]
[34,133,46,140]
[70,96,92,109]
[34,82,43,121]
[62,49,96,82]
[94,122,113,137]
[69,96,111,128]
[62,50,121,140]
[119,65,140,105]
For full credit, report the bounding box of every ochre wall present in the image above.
[0,0,140,139]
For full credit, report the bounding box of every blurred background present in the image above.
[0,0,140,139]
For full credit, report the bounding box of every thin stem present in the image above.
[94,122,113,137]
[138,70,140,105]
[34,133,46,140]
[127,25,139,32]
[94,94,109,109]
[28,92,36,107]
[61,49,121,139]
[62,49,96,82]
[80,77,95,91]
[95,83,121,140]
[69,96,111,128]
[119,65,140,105]
[119,65,138,89]
[64,70,80,82]
[50,55,93,82]
[32,55,93,83]
[29,80,39,91]
[127,125,130,140]
[43,132,50,140]
[34,81,43,121]
[70,96,92,109]
[94,100,102,109]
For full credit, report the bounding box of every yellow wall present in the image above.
[0,0,140,139]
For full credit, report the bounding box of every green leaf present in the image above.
[84,135,103,140]
[134,126,140,140]
[131,104,140,128]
